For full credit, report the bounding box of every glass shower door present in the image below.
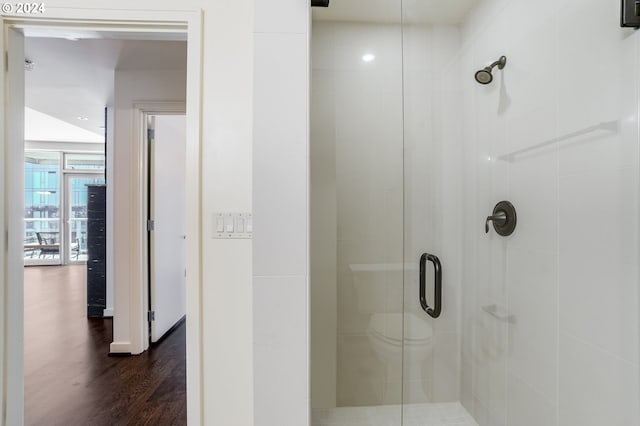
[400,4,471,422]
[310,1,406,424]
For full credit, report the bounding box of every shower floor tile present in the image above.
[312,402,478,426]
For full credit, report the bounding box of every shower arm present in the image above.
[488,56,507,71]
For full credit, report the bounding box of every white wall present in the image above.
[111,69,186,353]
[200,2,254,425]
[252,1,310,424]
[453,1,640,425]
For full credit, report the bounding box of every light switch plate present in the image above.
[213,212,253,239]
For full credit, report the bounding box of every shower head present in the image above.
[474,56,507,85]
[475,68,494,84]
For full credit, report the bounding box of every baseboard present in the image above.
[151,315,186,347]
[109,341,131,354]
[103,307,114,317]
[108,351,132,357]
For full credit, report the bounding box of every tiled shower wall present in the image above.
[451,0,640,425]
[253,1,309,425]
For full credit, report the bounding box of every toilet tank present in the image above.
[348,263,405,314]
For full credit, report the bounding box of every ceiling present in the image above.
[312,0,479,25]
[24,30,187,143]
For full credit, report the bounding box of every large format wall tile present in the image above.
[254,33,308,278]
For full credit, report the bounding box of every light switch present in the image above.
[212,212,253,239]
[225,216,234,233]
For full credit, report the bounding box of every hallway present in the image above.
[24,265,186,426]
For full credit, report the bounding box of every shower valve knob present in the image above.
[485,212,507,233]
[485,201,517,236]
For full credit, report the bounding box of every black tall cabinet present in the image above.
[87,184,107,317]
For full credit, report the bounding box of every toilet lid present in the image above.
[368,313,433,344]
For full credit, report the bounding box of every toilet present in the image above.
[366,312,433,367]
[350,263,434,400]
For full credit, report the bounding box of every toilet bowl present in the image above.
[366,312,433,401]
[366,312,433,361]
[349,263,434,400]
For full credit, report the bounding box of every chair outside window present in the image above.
[24,235,38,258]
[36,232,60,258]
[71,233,86,260]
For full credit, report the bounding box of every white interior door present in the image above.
[149,114,187,342]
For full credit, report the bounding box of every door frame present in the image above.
[1,9,203,425]
[135,102,187,350]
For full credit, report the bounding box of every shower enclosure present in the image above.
[310,1,640,425]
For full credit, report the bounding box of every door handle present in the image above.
[419,253,442,319]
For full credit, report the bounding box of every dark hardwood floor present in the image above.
[24,265,186,426]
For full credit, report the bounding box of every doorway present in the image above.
[146,113,187,344]
[2,10,203,425]
[21,35,188,424]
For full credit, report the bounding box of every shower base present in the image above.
[312,401,478,426]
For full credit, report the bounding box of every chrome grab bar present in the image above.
[419,253,442,319]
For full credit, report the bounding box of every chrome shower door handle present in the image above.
[419,253,442,319]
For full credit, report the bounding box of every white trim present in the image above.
[108,341,132,354]
[0,23,5,419]
[25,141,105,152]
[1,8,204,426]
[103,307,114,317]
[106,106,115,317]
[3,26,25,426]
[306,6,312,424]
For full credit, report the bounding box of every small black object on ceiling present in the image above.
[311,0,329,7]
